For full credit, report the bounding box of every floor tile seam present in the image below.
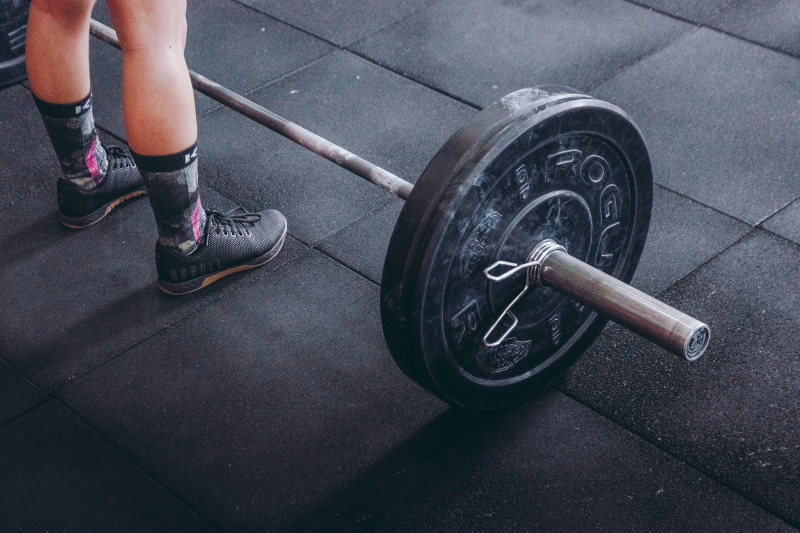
[344,5,696,110]
[53,183,254,384]
[0,350,45,394]
[14,46,791,525]
[620,0,717,27]
[342,48,482,110]
[652,182,753,227]
[0,397,51,432]
[228,0,345,49]
[310,246,381,288]
[553,385,800,529]
[752,226,800,247]
[58,297,225,390]
[0,81,24,93]
[587,25,701,93]
[197,182,391,287]
[2,139,262,394]
[304,385,799,532]
[280,228,383,288]
[755,194,800,228]
[194,44,480,145]
[194,48,340,121]
[228,0,447,51]
[309,197,397,248]
[46,396,225,532]
[650,226,757,304]
[86,27,346,111]
[324,0,484,109]
[53,180,312,390]
[85,2,350,121]
[343,0,449,51]
[698,25,800,62]
[622,0,800,61]
[55,255,299,390]
[1,336,53,408]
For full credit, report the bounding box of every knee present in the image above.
[108,2,188,55]
[30,0,96,25]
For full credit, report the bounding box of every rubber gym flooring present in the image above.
[1,0,798,530]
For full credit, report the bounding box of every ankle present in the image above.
[133,142,206,257]
[34,92,108,189]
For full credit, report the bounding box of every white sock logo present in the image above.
[75,97,92,115]
[184,146,198,164]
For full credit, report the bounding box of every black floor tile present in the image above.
[316,199,401,284]
[715,1,800,57]
[594,28,800,224]
[316,183,747,295]
[0,359,46,426]
[0,401,215,531]
[632,0,735,25]
[0,174,252,389]
[89,0,335,139]
[60,240,458,531]
[636,0,800,57]
[352,0,691,107]
[198,50,474,245]
[631,185,749,295]
[7,2,800,528]
[319,390,792,532]
[560,230,800,524]
[238,0,431,47]
[763,200,800,245]
[0,84,60,208]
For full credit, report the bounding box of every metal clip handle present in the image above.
[481,241,567,347]
[482,286,528,347]
[484,261,538,282]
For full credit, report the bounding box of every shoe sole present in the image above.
[158,225,288,296]
[59,188,148,229]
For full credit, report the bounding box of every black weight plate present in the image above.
[382,87,590,381]
[381,87,652,410]
[0,0,28,89]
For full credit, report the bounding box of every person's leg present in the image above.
[104,0,196,156]
[27,0,145,228]
[106,0,203,255]
[26,0,93,104]
[107,0,286,294]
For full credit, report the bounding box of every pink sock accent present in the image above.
[191,197,203,243]
[85,138,101,183]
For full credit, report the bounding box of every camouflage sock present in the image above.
[132,143,206,256]
[33,92,108,190]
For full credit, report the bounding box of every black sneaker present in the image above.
[155,207,287,295]
[58,146,146,228]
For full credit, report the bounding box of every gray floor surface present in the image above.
[1,0,798,531]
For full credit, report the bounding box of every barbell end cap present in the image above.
[683,324,711,361]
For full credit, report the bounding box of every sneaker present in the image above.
[58,146,146,228]
[155,207,287,295]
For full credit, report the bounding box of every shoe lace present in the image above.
[106,145,135,170]
[207,207,261,236]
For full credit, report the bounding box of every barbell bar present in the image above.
[89,18,709,409]
[89,19,413,200]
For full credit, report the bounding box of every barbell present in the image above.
[90,19,710,410]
